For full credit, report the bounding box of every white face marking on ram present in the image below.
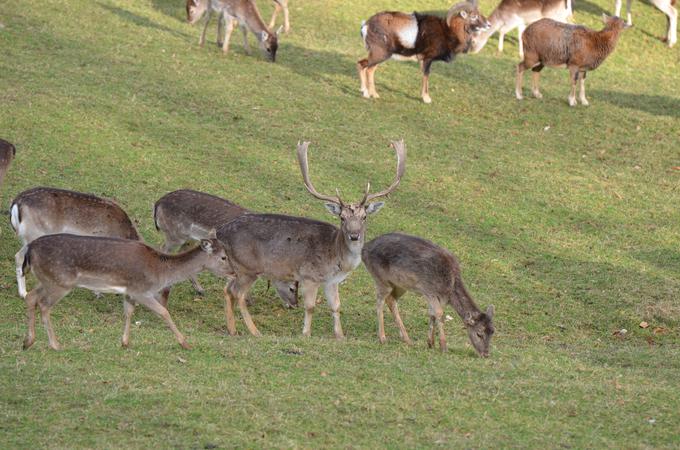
[396,16,418,49]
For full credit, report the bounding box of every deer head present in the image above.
[186,0,208,25]
[297,140,406,247]
[464,305,495,357]
[259,26,283,62]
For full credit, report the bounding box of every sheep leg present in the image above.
[367,66,380,98]
[531,64,543,98]
[357,59,369,97]
[579,71,589,105]
[568,66,579,106]
[421,60,433,104]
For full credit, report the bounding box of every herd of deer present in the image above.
[184,0,676,106]
[1,139,495,357]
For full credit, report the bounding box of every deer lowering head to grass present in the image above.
[516,15,630,106]
[19,233,231,351]
[362,233,495,356]
[10,187,141,299]
[186,0,282,61]
[216,140,406,339]
[154,189,298,307]
[357,0,490,103]
[0,139,16,191]
[470,0,573,58]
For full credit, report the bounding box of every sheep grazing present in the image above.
[357,0,490,104]
[516,15,630,106]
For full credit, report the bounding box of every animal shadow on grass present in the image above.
[149,0,186,22]
[591,90,680,118]
[574,0,609,17]
[98,3,191,39]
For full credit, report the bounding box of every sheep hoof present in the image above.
[422,95,432,104]
[580,98,589,106]
[515,92,523,100]
[568,97,577,107]
[532,91,542,99]
[370,92,380,99]
[362,90,370,99]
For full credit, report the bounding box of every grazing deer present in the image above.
[362,233,495,356]
[0,139,16,191]
[19,233,230,351]
[217,140,406,338]
[154,189,298,307]
[10,187,141,299]
[516,15,630,106]
[357,0,490,103]
[186,0,282,61]
[470,0,573,58]
[614,0,676,47]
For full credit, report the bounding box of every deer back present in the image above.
[11,187,140,243]
[217,213,341,282]
[154,189,248,240]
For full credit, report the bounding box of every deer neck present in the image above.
[157,247,208,288]
[448,275,482,320]
[242,3,268,35]
[334,229,363,273]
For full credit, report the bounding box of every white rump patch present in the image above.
[396,16,418,49]
[361,21,368,43]
[10,204,19,233]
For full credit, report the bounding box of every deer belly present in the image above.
[76,276,128,294]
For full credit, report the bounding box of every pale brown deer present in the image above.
[615,0,676,47]
[217,140,406,339]
[153,189,298,307]
[19,233,231,351]
[10,187,140,299]
[0,139,16,191]
[186,0,282,61]
[362,233,495,356]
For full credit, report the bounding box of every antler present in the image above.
[297,141,342,204]
[363,139,407,204]
[447,0,474,23]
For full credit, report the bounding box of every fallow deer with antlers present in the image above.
[216,140,406,339]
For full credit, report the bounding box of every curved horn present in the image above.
[364,139,407,204]
[447,1,473,23]
[297,141,342,204]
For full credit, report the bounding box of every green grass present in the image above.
[1,0,679,447]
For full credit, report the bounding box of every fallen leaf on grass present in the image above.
[671,166,680,171]
[653,327,668,335]
[639,321,649,329]
[177,357,187,364]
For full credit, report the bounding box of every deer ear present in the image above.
[200,240,214,254]
[260,31,269,41]
[365,202,385,215]
[464,312,475,326]
[486,305,494,319]
[324,203,342,216]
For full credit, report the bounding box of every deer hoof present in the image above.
[378,336,387,344]
[180,340,192,350]
[22,338,34,350]
[532,91,542,99]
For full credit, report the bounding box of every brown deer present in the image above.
[0,139,16,191]
[186,0,282,61]
[153,189,298,307]
[362,233,495,356]
[10,187,141,299]
[19,233,231,351]
[470,0,573,58]
[217,140,406,338]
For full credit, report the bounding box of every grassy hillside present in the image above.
[1,0,679,447]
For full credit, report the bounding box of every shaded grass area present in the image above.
[0,0,679,447]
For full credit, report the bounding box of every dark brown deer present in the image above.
[19,233,231,351]
[0,139,16,191]
[357,0,490,103]
[217,140,406,338]
[516,15,630,106]
[154,189,298,307]
[10,187,140,299]
[362,233,495,356]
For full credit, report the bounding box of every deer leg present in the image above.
[23,286,42,350]
[121,297,135,348]
[269,2,281,30]
[240,22,250,54]
[39,288,68,351]
[199,10,213,47]
[625,0,633,25]
[324,283,344,340]
[227,275,259,336]
[421,60,433,103]
[386,289,412,345]
[222,16,235,54]
[427,315,436,349]
[223,284,237,336]
[579,71,589,105]
[217,12,225,46]
[498,31,505,52]
[515,62,526,100]
[376,287,389,344]
[236,292,261,337]
[301,281,320,337]
[282,1,290,33]
[568,66,579,106]
[135,294,190,349]
[517,23,526,59]
[655,0,677,46]
[434,302,447,352]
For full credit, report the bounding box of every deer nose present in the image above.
[349,234,360,241]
